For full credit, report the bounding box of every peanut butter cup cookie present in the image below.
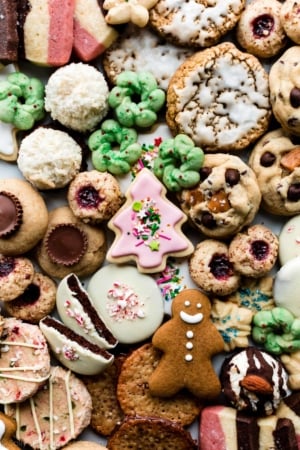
[149,0,246,48]
[166,42,271,152]
[178,154,261,239]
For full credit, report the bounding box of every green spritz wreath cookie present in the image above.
[252,306,300,354]
[88,119,142,175]
[108,71,165,128]
[153,134,204,192]
[0,72,45,130]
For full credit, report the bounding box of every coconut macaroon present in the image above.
[17,127,82,190]
[45,62,109,132]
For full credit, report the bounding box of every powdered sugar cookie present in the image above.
[149,0,246,48]
[166,42,271,152]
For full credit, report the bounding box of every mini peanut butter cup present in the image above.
[45,223,88,266]
[0,191,23,238]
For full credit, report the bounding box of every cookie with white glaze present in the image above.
[248,128,300,215]
[178,153,261,239]
[166,42,271,152]
[279,215,300,265]
[149,0,246,48]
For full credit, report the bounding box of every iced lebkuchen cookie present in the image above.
[166,42,271,152]
[149,0,246,48]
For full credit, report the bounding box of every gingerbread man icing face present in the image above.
[149,289,224,400]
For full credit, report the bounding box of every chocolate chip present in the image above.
[260,151,276,167]
[200,167,212,181]
[287,183,300,201]
[225,168,240,186]
[290,88,300,108]
[199,212,217,228]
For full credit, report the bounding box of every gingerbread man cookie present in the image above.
[148,289,224,400]
[0,412,21,450]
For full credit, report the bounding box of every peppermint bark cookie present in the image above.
[149,0,246,48]
[269,46,300,136]
[178,154,261,239]
[248,128,300,215]
[166,42,271,152]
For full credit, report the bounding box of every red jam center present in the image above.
[0,256,15,277]
[250,240,269,261]
[209,254,233,280]
[76,185,101,209]
[252,14,274,38]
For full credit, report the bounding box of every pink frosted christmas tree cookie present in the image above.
[107,168,194,273]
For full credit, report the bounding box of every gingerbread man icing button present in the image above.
[148,289,224,400]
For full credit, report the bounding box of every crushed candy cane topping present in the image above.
[107,281,146,321]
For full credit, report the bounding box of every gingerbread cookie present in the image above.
[166,42,271,152]
[149,289,224,400]
[106,168,194,273]
[280,0,300,44]
[0,412,20,450]
[35,206,107,279]
[269,46,300,136]
[189,239,241,297]
[236,0,287,58]
[248,128,300,215]
[149,0,245,48]
[178,153,262,239]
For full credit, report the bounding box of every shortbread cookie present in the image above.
[64,443,108,450]
[248,128,300,215]
[149,0,246,48]
[6,366,92,449]
[228,224,279,277]
[117,343,200,426]
[225,276,275,312]
[102,25,193,91]
[281,351,300,390]
[269,46,300,136]
[0,317,51,404]
[189,239,241,296]
[178,154,261,239]
[107,416,197,450]
[280,0,300,44]
[0,255,34,302]
[4,272,57,323]
[35,206,106,279]
[236,0,287,58]
[166,42,271,152]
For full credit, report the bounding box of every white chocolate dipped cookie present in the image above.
[279,215,300,265]
[273,256,300,318]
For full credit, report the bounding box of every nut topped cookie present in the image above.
[166,42,271,152]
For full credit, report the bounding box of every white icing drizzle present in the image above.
[49,370,54,450]
[186,342,193,350]
[186,330,194,338]
[180,310,203,324]
[0,420,8,450]
[65,370,75,439]
[30,397,44,450]
[185,354,193,362]
[0,340,45,349]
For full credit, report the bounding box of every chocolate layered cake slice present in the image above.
[40,315,114,376]
[0,0,19,63]
[56,273,118,349]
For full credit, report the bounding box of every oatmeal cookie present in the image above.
[166,42,271,152]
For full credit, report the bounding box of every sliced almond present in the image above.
[240,374,273,395]
[281,147,300,171]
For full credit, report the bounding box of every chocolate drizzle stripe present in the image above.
[236,411,259,450]
[273,418,298,450]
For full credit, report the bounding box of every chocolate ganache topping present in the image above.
[45,223,88,266]
[0,191,23,238]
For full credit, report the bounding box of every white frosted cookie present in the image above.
[167,42,271,152]
[280,0,300,44]
[87,264,164,344]
[103,25,193,91]
[279,215,300,265]
[273,256,300,317]
[248,128,300,216]
[149,0,246,48]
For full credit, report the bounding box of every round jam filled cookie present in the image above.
[273,255,300,317]
[0,178,48,256]
[45,63,109,132]
[220,347,290,416]
[67,170,124,224]
[107,416,197,450]
[17,128,82,190]
[248,128,300,215]
[189,239,241,297]
[102,24,193,91]
[116,343,200,426]
[149,0,245,48]
[178,154,261,239]
[228,224,279,277]
[6,366,92,449]
[269,46,300,136]
[0,318,50,404]
[280,0,300,44]
[35,206,107,279]
[279,215,300,265]
[236,0,287,59]
[166,42,271,152]
[0,255,34,302]
[4,272,57,323]
[87,264,164,344]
